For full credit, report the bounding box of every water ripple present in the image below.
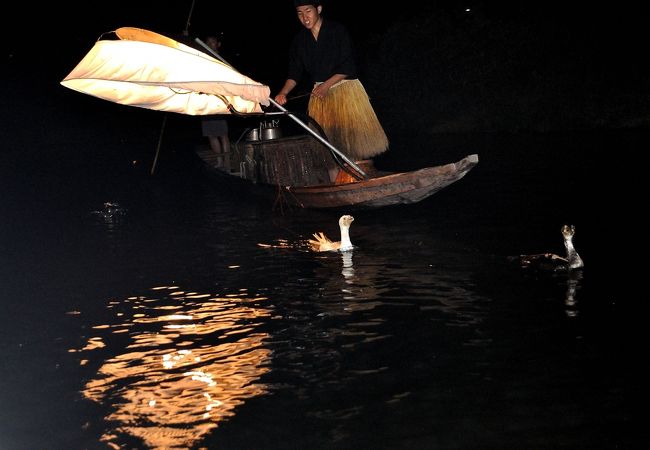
[72,286,272,449]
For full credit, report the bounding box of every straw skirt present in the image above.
[307,79,389,160]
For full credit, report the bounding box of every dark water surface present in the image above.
[0,123,644,449]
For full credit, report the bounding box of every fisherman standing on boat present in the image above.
[274,0,389,161]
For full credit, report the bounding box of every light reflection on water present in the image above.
[2,102,638,449]
[61,193,596,449]
[309,246,488,327]
[71,286,272,449]
[69,241,493,448]
[563,270,583,318]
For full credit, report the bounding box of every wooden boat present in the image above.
[194,133,478,209]
[62,28,477,210]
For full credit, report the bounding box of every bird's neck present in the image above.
[563,237,584,269]
[339,226,353,251]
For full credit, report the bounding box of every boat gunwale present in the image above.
[287,154,479,193]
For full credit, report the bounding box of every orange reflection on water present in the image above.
[76,286,272,449]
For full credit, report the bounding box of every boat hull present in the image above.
[194,134,478,210]
[285,154,479,209]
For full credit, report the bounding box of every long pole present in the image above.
[150,3,193,176]
[150,114,167,175]
[195,38,231,66]
[184,0,196,36]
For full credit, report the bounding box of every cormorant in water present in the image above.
[511,224,584,271]
[308,215,355,252]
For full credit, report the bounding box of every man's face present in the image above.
[296,5,321,29]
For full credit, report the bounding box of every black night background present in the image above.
[5,1,649,129]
